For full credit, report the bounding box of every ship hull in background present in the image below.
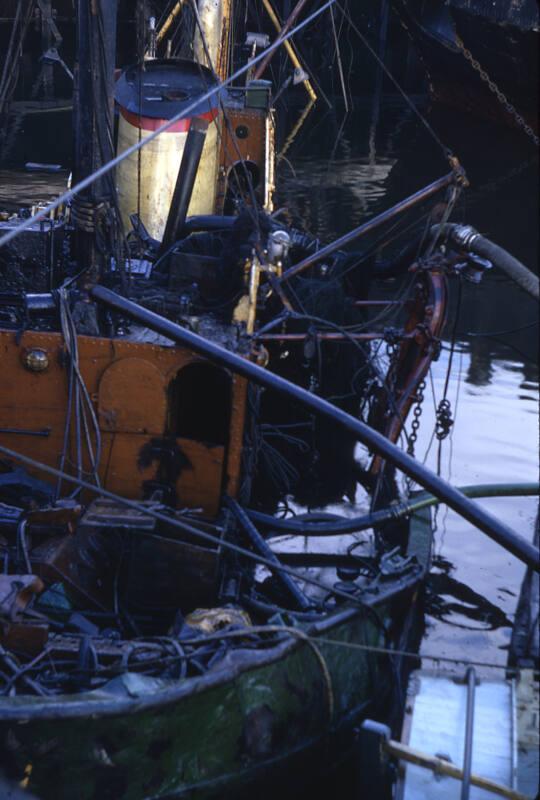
[394,0,539,132]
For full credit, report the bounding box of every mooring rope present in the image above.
[187,626,539,678]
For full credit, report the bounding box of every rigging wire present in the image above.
[276,311,414,448]
[334,0,457,166]
[54,288,102,499]
[0,441,396,615]
[465,321,538,338]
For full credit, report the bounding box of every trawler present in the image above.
[0,2,537,798]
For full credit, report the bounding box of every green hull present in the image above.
[1,611,379,799]
[0,510,432,799]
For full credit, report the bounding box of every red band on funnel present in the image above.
[120,106,218,133]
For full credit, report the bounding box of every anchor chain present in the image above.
[454,34,539,147]
[407,380,425,457]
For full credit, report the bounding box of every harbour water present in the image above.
[275,93,539,671]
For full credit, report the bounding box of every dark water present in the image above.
[275,93,539,670]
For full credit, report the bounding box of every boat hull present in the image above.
[0,609,380,799]
[395,0,539,131]
[0,508,432,799]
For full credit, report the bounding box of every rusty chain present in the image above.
[455,34,539,147]
[407,380,425,457]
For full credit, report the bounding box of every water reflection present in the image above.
[275,94,538,664]
[0,168,68,212]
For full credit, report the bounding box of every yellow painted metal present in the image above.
[116,112,220,240]
[193,0,232,82]
[264,111,276,211]
[232,257,260,333]
[156,0,187,44]
[260,0,317,102]
[386,740,530,800]
[246,258,261,334]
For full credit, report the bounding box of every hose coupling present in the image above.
[449,224,480,251]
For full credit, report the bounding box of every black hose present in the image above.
[159,118,209,255]
[226,497,312,611]
[91,285,540,572]
[432,224,539,300]
[248,483,539,536]
[248,507,388,535]
[183,215,236,233]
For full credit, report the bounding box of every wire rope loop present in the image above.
[435,397,453,441]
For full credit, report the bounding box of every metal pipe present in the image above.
[159,118,209,256]
[255,0,317,101]
[193,0,232,82]
[256,332,402,342]
[386,739,529,800]
[278,172,455,284]
[226,497,311,610]
[90,285,540,572]
[461,667,476,800]
[156,0,187,43]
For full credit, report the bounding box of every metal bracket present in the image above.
[40,47,74,82]
[36,0,63,46]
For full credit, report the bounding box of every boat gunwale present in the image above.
[0,575,420,721]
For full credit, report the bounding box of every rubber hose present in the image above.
[248,483,539,536]
[432,224,539,300]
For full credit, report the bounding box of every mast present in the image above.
[72,0,119,284]
[193,0,232,81]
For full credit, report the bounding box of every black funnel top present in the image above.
[115,59,220,119]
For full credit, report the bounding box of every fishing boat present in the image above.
[392,0,539,137]
[0,2,538,799]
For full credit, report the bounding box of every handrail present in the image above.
[386,739,528,800]
[461,667,476,800]
[277,172,455,284]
